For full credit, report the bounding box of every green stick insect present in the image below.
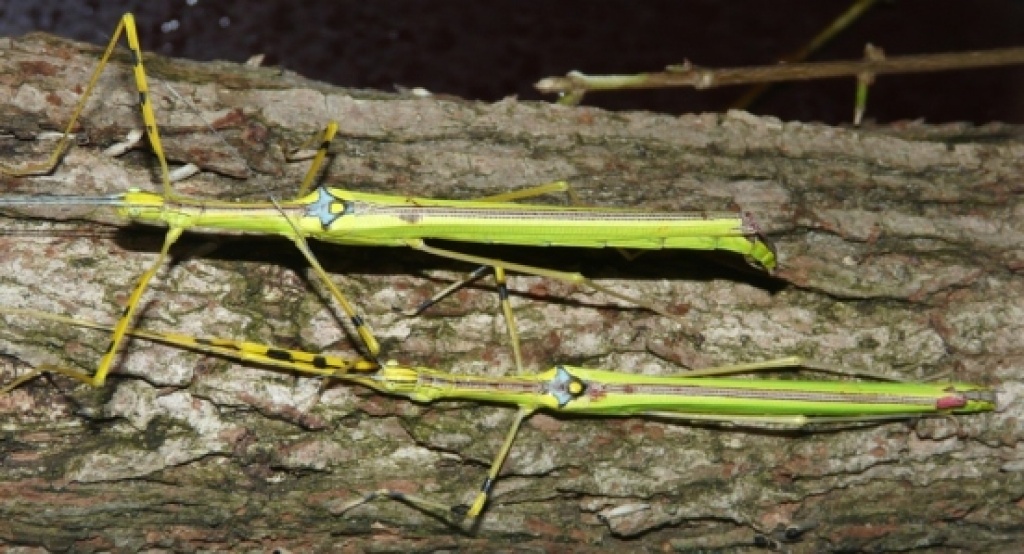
[0,306,997,523]
[0,13,776,388]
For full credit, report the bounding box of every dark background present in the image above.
[2,0,1023,124]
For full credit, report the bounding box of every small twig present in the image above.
[535,47,1024,102]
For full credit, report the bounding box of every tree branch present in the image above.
[1,32,1022,552]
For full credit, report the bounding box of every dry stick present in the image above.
[535,47,1024,100]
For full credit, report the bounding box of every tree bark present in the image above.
[1,32,1022,552]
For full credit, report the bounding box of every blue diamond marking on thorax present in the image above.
[546,366,581,408]
[306,186,345,229]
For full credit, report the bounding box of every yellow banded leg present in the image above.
[402,265,525,373]
[2,14,193,392]
[1,226,184,392]
[2,14,167,186]
[398,181,580,373]
[493,267,524,374]
[288,236,382,364]
[294,121,339,199]
[399,179,577,319]
[460,407,534,519]
[401,182,681,358]
[0,14,175,197]
[335,407,534,522]
[402,266,490,318]
[283,121,384,361]
[409,178,577,310]
[0,306,375,394]
[119,14,175,198]
[405,240,685,323]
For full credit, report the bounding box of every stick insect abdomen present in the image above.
[557,367,997,418]
[306,186,777,270]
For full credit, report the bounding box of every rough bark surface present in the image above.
[1,32,1023,553]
